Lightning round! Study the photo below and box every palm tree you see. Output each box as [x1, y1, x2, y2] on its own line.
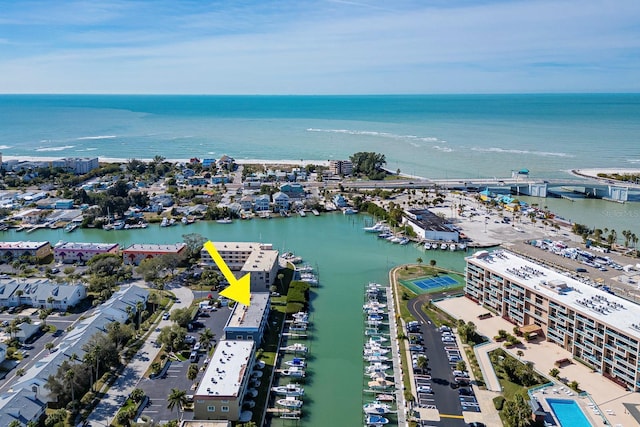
[167, 388, 188, 420]
[199, 328, 215, 350]
[136, 300, 144, 329]
[416, 257, 423, 265]
[65, 369, 76, 403]
[45, 342, 55, 352]
[39, 310, 49, 328]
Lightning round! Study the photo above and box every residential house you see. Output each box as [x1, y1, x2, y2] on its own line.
[272, 192, 290, 212]
[54, 242, 120, 264]
[122, 243, 187, 265]
[253, 194, 270, 212]
[0, 241, 52, 261]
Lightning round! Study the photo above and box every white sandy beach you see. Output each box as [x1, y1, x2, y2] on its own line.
[571, 168, 640, 180]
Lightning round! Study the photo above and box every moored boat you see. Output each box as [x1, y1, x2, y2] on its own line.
[365, 414, 390, 426]
[276, 396, 303, 408]
[271, 383, 304, 396]
[285, 358, 306, 368]
[363, 401, 393, 415]
[281, 343, 308, 353]
[281, 367, 305, 377]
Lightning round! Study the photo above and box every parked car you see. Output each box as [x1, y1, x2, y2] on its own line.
[458, 388, 473, 396]
[416, 386, 433, 394]
[162, 312, 170, 320]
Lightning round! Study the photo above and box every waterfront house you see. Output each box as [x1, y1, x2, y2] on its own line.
[54, 199, 74, 209]
[253, 194, 271, 212]
[54, 242, 120, 264]
[272, 192, 290, 212]
[0, 241, 52, 261]
[193, 340, 255, 421]
[280, 183, 305, 201]
[333, 194, 348, 208]
[239, 196, 254, 211]
[404, 209, 459, 242]
[224, 292, 270, 342]
[211, 175, 230, 184]
[466, 250, 640, 391]
[122, 243, 187, 265]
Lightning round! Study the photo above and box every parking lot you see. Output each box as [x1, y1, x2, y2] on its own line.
[137, 299, 232, 424]
[407, 299, 482, 426]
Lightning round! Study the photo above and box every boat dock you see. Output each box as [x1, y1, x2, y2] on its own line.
[267, 408, 301, 419]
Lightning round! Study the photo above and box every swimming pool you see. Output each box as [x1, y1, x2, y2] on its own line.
[547, 398, 593, 427]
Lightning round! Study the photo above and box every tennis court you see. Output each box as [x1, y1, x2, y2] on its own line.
[413, 276, 457, 290]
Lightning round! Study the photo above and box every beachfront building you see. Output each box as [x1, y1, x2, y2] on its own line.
[0, 241, 52, 261]
[193, 340, 256, 421]
[465, 250, 640, 391]
[53, 241, 120, 264]
[122, 243, 187, 265]
[200, 242, 279, 292]
[224, 292, 270, 342]
[239, 196, 254, 211]
[51, 157, 99, 174]
[329, 159, 353, 176]
[404, 209, 459, 242]
[0, 278, 87, 310]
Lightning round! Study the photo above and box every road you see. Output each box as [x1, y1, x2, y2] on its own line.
[86, 284, 194, 427]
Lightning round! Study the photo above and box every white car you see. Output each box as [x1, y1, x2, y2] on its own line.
[162, 312, 170, 320]
[416, 386, 433, 394]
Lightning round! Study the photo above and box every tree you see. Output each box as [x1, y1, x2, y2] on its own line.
[455, 360, 467, 372]
[130, 388, 145, 403]
[187, 363, 199, 381]
[417, 355, 428, 373]
[199, 328, 215, 350]
[502, 393, 532, 427]
[171, 307, 193, 328]
[549, 368, 560, 378]
[416, 257, 423, 265]
[517, 350, 524, 359]
[167, 388, 188, 420]
[429, 259, 437, 267]
[45, 342, 55, 352]
[349, 152, 387, 180]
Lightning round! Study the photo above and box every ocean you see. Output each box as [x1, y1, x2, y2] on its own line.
[1, 94, 639, 180]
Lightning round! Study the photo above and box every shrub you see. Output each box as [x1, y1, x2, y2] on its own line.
[493, 395, 506, 410]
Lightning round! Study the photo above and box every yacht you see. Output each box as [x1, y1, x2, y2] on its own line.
[216, 218, 233, 224]
[281, 367, 305, 377]
[365, 362, 391, 373]
[365, 414, 390, 426]
[363, 402, 393, 415]
[276, 396, 303, 408]
[424, 242, 432, 250]
[271, 383, 304, 397]
[363, 221, 387, 233]
[64, 222, 78, 233]
[284, 358, 306, 368]
[281, 343, 308, 354]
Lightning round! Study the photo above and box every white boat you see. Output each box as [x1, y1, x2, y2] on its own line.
[282, 343, 308, 353]
[390, 236, 403, 244]
[458, 242, 467, 250]
[378, 231, 392, 239]
[292, 311, 309, 322]
[424, 242, 432, 250]
[364, 347, 389, 357]
[365, 340, 389, 350]
[365, 362, 391, 373]
[363, 402, 393, 415]
[298, 210, 306, 217]
[440, 242, 448, 250]
[289, 324, 307, 332]
[343, 208, 357, 215]
[449, 243, 457, 251]
[271, 383, 304, 396]
[367, 314, 384, 322]
[281, 367, 305, 377]
[366, 414, 390, 426]
[181, 216, 188, 225]
[216, 218, 233, 224]
[112, 220, 125, 230]
[376, 394, 395, 402]
[365, 355, 390, 363]
[363, 221, 387, 233]
[160, 217, 169, 227]
[363, 301, 386, 311]
[311, 209, 320, 216]
[368, 335, 388, 344]
[398, 238, 410, 245]
[285, 358, 306, 368]
[277, 397, 303, 408]
[64, 222, 78, 233]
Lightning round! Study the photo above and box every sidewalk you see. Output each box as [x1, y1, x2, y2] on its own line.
[86, 285, 194, 426]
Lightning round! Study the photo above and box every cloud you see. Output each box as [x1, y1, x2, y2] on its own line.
[1, 0, 639, 93]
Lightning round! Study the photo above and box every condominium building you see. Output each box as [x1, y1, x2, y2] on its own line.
[51, 157, 99, 174]
[224, 292, 270, 342]
[465, 250, 640, 391]
[122, 243, 187, 265]
[193, 340, 256, 421]
[53, 241, 120, 264]
[0, 241, 52, 261]
[0, 278, 87, 310]
[200, 242, 279, 292]
[328, 160, 353, 176]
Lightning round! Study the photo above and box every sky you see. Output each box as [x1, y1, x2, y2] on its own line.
[0, 0, 639, 94]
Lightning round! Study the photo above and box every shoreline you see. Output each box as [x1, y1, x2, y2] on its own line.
[1, 155, 330, 168]
[570, 168, 640, 180]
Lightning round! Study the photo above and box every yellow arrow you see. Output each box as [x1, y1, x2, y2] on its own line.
[203, 241, 251, 306]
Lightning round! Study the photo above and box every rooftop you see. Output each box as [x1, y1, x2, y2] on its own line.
[54, 241, 119, 251]
[195, 340, 255, 399]
[406, 209, 454, 233]
[468, 250, 640, 337]
[123, 243, 186, 253]
[0, 241, 50, 249]
[225, 293, 270, 330]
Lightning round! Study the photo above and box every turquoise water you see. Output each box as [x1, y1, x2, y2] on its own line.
[4, 214, 468, 426]
[547, 399, 594, 427]
[1, 94, 640, 179]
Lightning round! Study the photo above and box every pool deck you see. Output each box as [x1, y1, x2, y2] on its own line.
[531, 387, 609, 426]
[436, 296, 640, 427]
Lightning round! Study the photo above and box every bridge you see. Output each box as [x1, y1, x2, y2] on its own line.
[342, 176, 639, 203]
